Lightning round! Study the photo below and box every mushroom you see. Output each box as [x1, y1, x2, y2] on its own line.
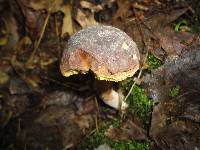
[60, 25, 140, 110]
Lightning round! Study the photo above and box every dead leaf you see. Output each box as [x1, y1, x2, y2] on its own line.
[113, 0, 132, 21]
[151, 121, 200, 150]
[73, 115, 93, 131]
[61, 4, 75, 36]
[133, 2, 148, 11]
[155, 27, 195, 55]
[41, 90, 82, 108]
[1, 11, 19, 47]
[105, 118, 148, 141]
[145, 8, 188, 31]
[18, 99, 96, 149]
[76, 9, 98, 28]
[116, 7, 190, 58]
[80, 1, 103, 13]
[9, 77, 32, 94]
[39, 52, 57, 68]
[0, 71, 9, 85]
[18, 0, 75, 37]
[143, 47, 200, 149]
[0, 29, 8, 46]
[29, 0, 63, 13]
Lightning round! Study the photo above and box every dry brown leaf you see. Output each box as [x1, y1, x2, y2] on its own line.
[29, 0, 63, 12]
[0, 29, 8, 46]
[105, 118, 148, 141]
[39, 52, 57, 68]
[76, 9, 98, 28]
[2, 13, 19, 47]
[113, 0, 132, 21]
[19, 0, 75, 36]
[80, 0, 103, 13]
[0, 71, 9, 85]
[156, 27, 195, 55]
[115, 8, 190, 58]
[143, 48, 200, 149]
[133, 2, 148, 11]
[73, 115, 92, 130]
[61, 4, 75, 36]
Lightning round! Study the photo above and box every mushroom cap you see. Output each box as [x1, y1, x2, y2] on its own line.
[60, 25, 140, 81]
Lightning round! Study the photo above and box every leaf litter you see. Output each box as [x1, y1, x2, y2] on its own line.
[0, 0, 200, 149]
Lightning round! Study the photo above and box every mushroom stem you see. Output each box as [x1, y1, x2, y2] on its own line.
[93, 80, 128, 111]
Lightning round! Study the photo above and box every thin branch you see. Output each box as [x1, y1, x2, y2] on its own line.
[26, 12, 50, 67]
[95, 97, 100, 132]
[124, 53, 148, 102]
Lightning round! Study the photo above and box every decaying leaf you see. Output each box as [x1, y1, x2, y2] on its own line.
[112, 0, 132, 21]
[61, 4, 75, 36]
[40, 90, 82, 108]
[76, 8, 98, 28]
[0, 71, 9, 85]
[17, 0, 75, 37]
[0, 28, 8, 46]
[155, 26, 196, 56]
[145, 8, 188, 31]
[143, 47, 200, 149]
[9, 77, 32, 95]
[105, 118, 148, 141]
[80, 1, 103, 13]
[1, 10, 19, 47]
[151, 121, 200, 150]
[117, 7, 190, 59]
[0, 88, 97, 149]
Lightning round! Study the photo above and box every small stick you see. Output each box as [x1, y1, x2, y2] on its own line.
[94, 97, 100, 132]
[124, 53, 148, 102]
[26, 12, 50, 67]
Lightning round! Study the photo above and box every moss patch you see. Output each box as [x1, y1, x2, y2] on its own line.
[146, 53, 162, 71]
[78, 118, 149, 150]
[169, 85, 180, 97]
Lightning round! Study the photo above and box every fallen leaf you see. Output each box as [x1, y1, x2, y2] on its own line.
[80, 0, 103, 13]
[155, 27, 195, 56]
[105, 118, 148, 141]
[61, 4, 75, 36]
[143, 47, 200, 149]
[76, 9, 98, 28]
[9, 77, 32, 94]
[0, 71, 9, 85]
[151, 121, 200, 150]
[116, 8, 191, 58]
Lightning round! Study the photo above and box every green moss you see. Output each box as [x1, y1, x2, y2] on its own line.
[121, 78, 153, 124]
[126, 85, 153, 126]
[146, 54, 162, 71]
[79, 118, 149, 150]
[169, 85, 180, 97]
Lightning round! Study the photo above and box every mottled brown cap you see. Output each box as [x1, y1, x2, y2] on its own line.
[60, 25, 140, 81]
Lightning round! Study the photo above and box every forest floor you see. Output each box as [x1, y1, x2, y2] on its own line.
[0, 0, 200, 149]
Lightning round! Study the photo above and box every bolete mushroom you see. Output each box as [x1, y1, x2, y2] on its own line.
[60, 25, 140, 110]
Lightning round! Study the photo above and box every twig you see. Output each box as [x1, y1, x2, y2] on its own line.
[62, 144, 74, 150]
[26, 12, 50, 67]
[124, 53, 148, 102]
[94, 97, 100, 132]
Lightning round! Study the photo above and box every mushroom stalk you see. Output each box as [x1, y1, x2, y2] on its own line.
[93, 80, 128, 111]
